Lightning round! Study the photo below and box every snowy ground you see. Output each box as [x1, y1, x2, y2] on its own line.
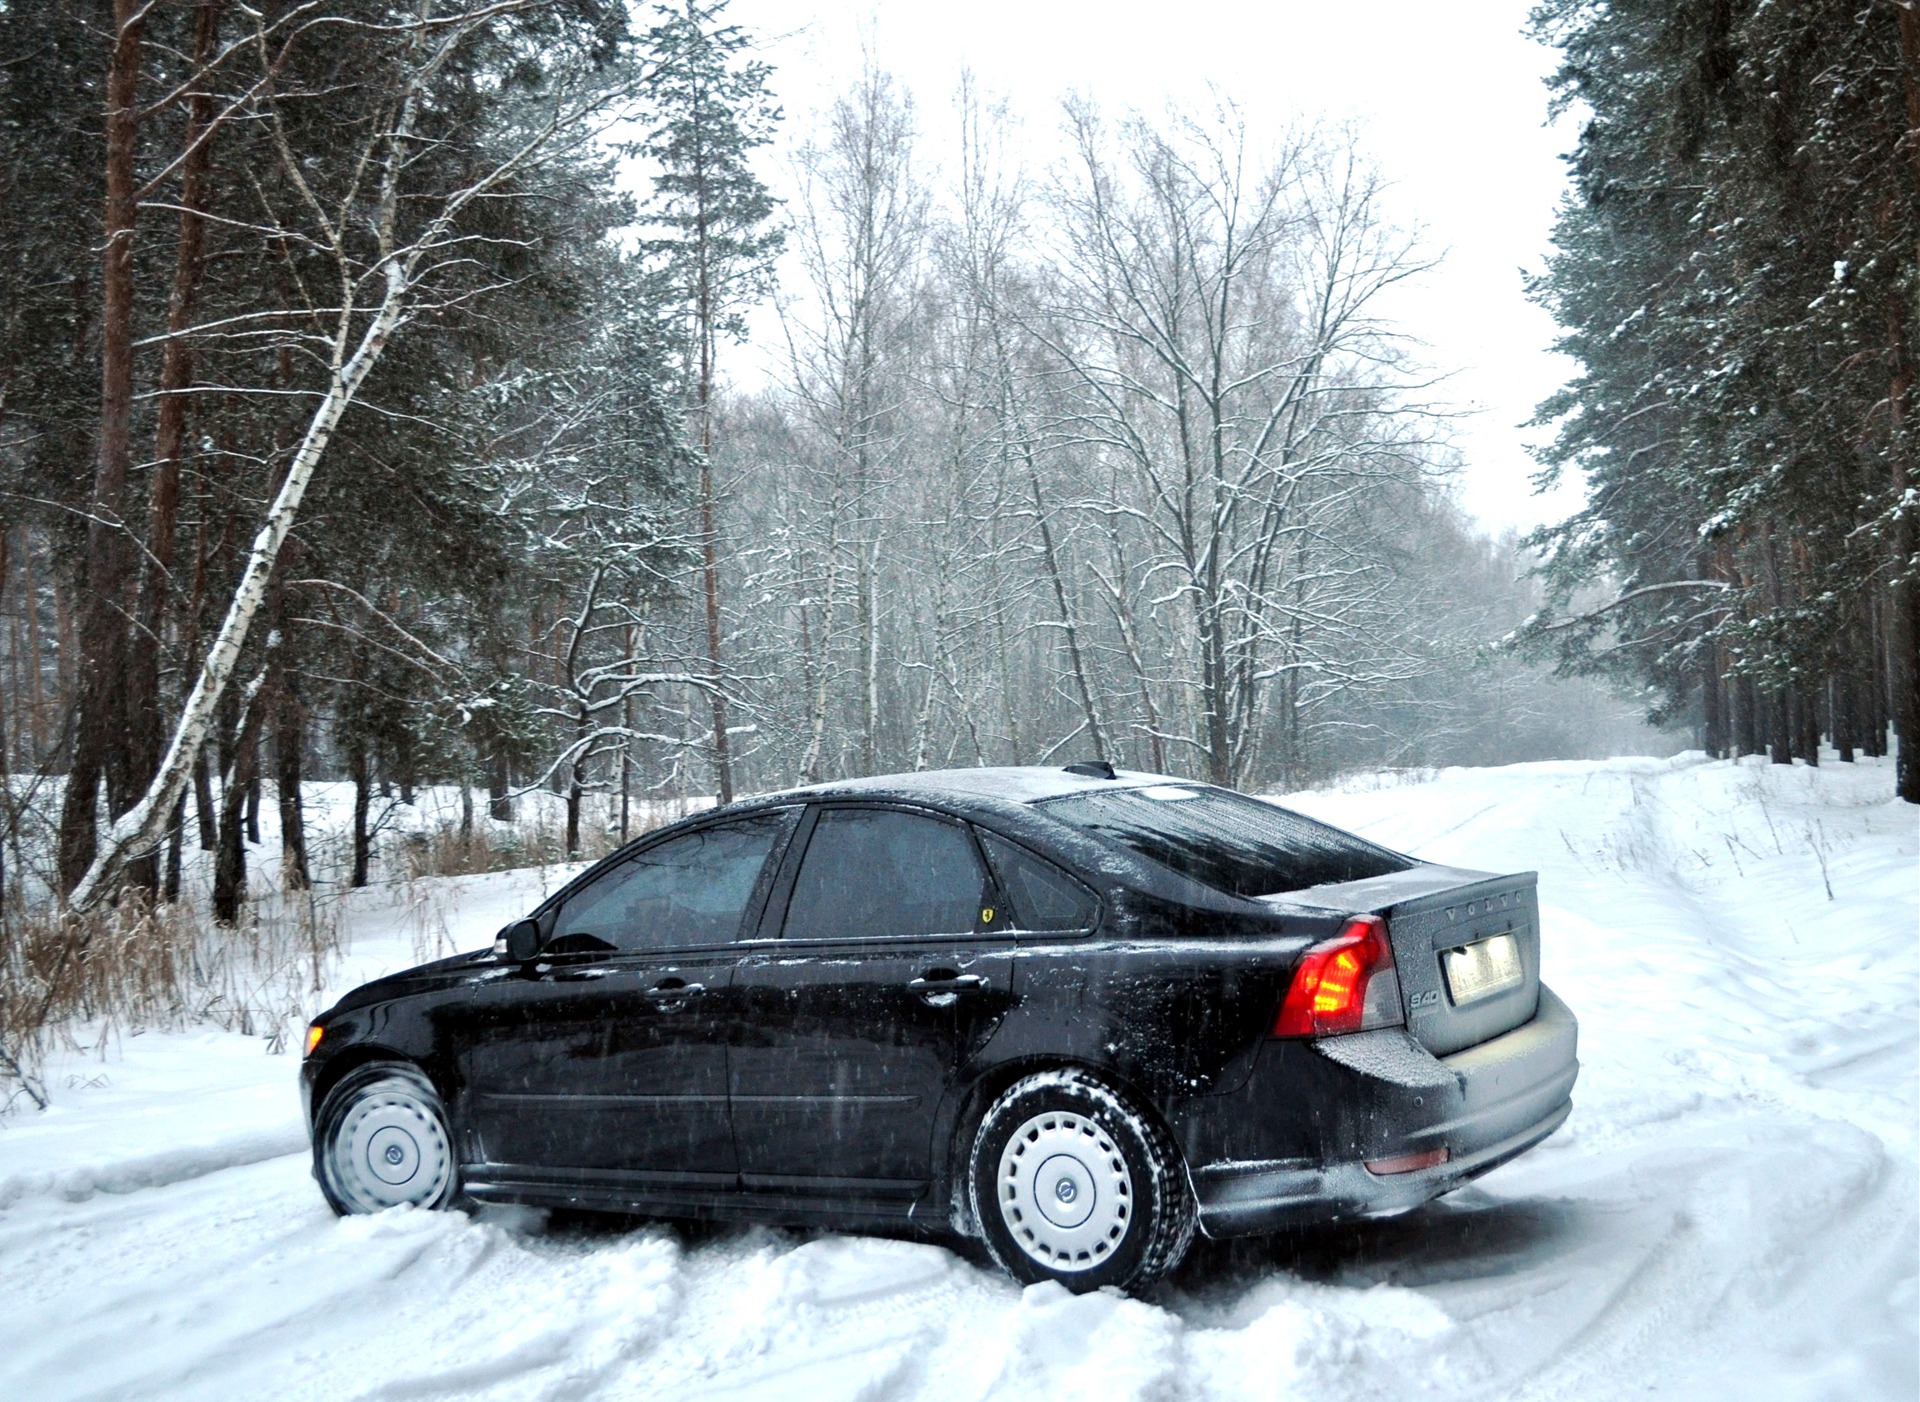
[0, 754, 1913, 1401]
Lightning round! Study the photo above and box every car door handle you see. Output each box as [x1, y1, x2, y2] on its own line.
[643, 977, 704, 1010]
[908, 972, 989, 1006]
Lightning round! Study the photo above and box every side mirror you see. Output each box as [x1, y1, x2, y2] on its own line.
[502, 918, 543, 963]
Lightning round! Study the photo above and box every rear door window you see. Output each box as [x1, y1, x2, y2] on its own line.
[780, 807, 990, 941]
[978, 832, 1097, 931]
[553, 811, 796, 953]
[1038, 784, 1412, 898]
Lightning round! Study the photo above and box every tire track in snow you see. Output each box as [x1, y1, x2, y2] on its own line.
[0, 1126, 308, 1211]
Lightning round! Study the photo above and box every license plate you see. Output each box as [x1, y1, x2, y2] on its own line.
[1442, 933, 1523, 1005]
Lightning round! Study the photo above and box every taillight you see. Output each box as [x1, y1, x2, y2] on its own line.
[1271, 916, 1404, 1037]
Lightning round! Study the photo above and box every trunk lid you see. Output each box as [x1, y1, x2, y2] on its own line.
[1270, 864, 1542, 1056]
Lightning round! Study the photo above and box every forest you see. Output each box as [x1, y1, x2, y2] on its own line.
[1521, 0, 1920, 802]
[0, 0, 1668, 938]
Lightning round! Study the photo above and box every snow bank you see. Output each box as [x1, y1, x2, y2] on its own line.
[0, 1030, 307, 1209]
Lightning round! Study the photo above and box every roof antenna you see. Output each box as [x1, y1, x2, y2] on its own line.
[1063, 760, 1117, 780]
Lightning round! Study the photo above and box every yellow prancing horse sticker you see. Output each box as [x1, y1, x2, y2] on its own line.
[981, 907, 996, 924]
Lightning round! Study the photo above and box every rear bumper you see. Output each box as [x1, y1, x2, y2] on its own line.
[1188, 984, 1579, 1237]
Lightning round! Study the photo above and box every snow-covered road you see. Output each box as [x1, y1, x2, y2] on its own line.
[2, 756, 1914, 1400]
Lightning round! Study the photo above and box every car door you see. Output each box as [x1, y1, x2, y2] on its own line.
[729, 804, 1018, 1202]
[454, 808, 797, 1189]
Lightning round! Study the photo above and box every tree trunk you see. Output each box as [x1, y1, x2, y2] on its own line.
[618, 687, 631, 844]
[990, 585, 1024, 766]
[487, 749, 512, 821]
[0, 531, 9, 912]
[1887, 326, 1919, 798]
[1768, 688, 1792, 765]
[1834, 673, 1857, 763]
[58, 0, 146, 896]
[858, 539, 878, 775]
[212, 728, 256, 924]
[565, 708, 586, 858]
[1199, 599, 1233, 786]
[911, 634, 940, 772]
[1029, 475, 1106, 763]
[1869, 594, 1890, 756]
[20, 530, 46, 759]
[1732, 672, 1758, 756]
[690, 151, 733, 807]
[163, 790, 185, 904]
[699, 454, 733, 805]
[1791, 686, 1819, 765]
[126, 0, 222, 879]
[53, 575, 74, 726]
[193, 745, 217, 850]
[349, 739, 371, 888]
[275, 681, 308, 890]
[800, 531, 843, 785]
[1700, 648, 1726, 758]
[1890, 0, 1920, 802]
[1098, 531, 1164, 773]
[395, 721, 415, 806]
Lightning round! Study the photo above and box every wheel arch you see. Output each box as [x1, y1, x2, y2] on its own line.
[309, 1045, 440, 1128]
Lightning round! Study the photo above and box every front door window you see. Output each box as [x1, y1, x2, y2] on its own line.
[555, 815, 792, 952]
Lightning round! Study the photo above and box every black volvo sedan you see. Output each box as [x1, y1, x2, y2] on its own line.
[301, 764, 1579, 1292]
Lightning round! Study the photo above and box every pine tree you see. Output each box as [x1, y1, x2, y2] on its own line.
[638, 0, 785, 803]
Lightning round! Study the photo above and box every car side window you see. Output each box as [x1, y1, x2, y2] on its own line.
[553, 812, 793, 954]
[780, 808, 989, 941]
[979, 832, 1098, 932]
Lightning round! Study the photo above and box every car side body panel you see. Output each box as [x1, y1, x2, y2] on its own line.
[729, 935, 1019, 1200]
[449, 949, 741, 1183]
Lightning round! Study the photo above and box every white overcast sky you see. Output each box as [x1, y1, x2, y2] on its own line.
[718, 0, 1584, 536]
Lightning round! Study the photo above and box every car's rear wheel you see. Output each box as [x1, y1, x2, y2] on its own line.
[969, 1069, 1194, 1293]
[314, 1061, 458, 1216]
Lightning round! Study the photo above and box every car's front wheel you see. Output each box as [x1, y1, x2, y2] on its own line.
[969, 1069, 1195, 1293]
[314, 1061, 458, 1216]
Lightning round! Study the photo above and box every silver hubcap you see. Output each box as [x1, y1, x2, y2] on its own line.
[327, 1080, 452, 1212]
[997, 1109, 1132, 1271]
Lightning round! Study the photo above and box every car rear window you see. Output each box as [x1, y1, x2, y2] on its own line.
[1037, 784, 1413, 898]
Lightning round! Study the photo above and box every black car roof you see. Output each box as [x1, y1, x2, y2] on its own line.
[720, 766, 1257, 912]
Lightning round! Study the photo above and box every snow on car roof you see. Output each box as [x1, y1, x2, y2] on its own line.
[760, 765, 1173, 807]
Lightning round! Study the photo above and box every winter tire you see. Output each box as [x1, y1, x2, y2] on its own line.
[969, 1069, 1195, 1294]
[314, 1061, 458, 1216]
